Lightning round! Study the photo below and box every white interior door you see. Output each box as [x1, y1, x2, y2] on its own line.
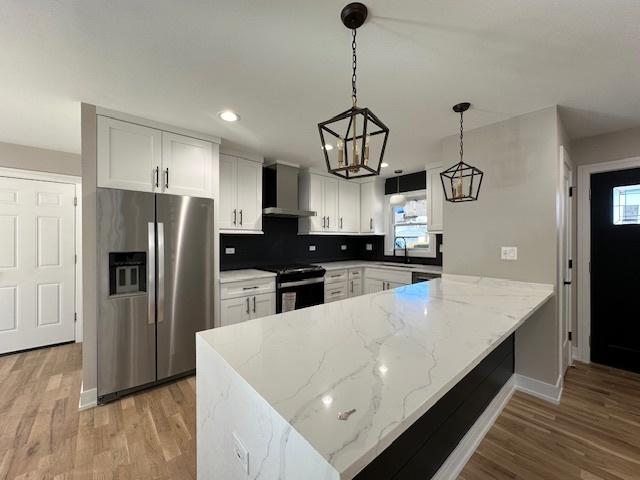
[0, 177, 76, 354]
[560, 147, 573, 374]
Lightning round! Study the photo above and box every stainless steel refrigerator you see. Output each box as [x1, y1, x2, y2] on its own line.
[97, 188, 214, 403]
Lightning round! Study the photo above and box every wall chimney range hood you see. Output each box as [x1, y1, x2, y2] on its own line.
[262, 163, 316, 217]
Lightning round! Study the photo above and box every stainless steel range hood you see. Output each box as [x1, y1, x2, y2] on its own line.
[263, 163, 316, 217]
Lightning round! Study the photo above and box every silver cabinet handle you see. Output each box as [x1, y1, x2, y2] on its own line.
[154, 167, 160, 188]
[157, 223, 165, 323]
[370, 218, 373, 230]
[246, 297, 250, 315]
[340, 217, 343, 229]
[239, 209, 243, 226]
[147, 223, 156, 325]
[253, 296, 256, 313]
[242, 286, 259, 290]
[327, 216, 330, 228]
[322, 216, 326, 229]
[164, 168, 169, 188]
[233, 209, 237, 225]
[351, 280, 354, 293]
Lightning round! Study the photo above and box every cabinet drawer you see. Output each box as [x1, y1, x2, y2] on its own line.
[364, 268, 412, 285]
[348, 268, 362, 280]
[325, 269, 348, 284]
[325, 282, 348, 303]
[220, 278, 275, 300]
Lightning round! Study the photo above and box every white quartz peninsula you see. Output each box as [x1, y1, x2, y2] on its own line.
[197, 274, 553, 480]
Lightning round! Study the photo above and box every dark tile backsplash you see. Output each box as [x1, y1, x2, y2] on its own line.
[220, 216, 442, 271]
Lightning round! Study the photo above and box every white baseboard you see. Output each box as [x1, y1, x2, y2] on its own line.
[432, 375, 516, 480]
[78, 382, 97, 411]
[514, 373, 563, 405]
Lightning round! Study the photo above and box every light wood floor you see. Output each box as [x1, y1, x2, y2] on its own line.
[1, 343, 639, 479]
[459, 363, 640, 480]
[0, 342, 195, 480]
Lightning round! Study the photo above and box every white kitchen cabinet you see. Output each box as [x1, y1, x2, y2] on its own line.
[364, 278, 384, 294]
[338, 181, 360, 233]
[97, 116, 162, 193]
[364, 267, 411, 294]
[325, 282, 348, 303]
[360, 180, 385, 234]
[219, 154, 263, 232]
[220, 296, 251, 326]
[426, 165, 444, 233]
[219, 277, 276, 327]
[97, 115, 216, 198]
[161, 132, 213, 198]
[299, 171, 360, 234]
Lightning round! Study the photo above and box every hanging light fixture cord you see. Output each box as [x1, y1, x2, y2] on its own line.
[351, 29, 357, 106]
[459, 110, 464, 162]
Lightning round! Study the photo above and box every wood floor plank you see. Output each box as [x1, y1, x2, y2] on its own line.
[1, 344, 638, 479]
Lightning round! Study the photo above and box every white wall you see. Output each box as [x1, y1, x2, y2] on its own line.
[81, 103, 98, 396]
[0, 140, 80, 175]
[442, 106, 561, 385]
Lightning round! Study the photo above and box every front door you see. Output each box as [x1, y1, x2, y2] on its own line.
[0, 177, 76, 354]
[591, 167, 640, 373]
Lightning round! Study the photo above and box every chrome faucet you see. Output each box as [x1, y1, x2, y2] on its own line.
[394, 236, 409, 264]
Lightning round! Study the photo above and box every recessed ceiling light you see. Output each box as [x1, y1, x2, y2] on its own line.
[323, 144, 334, 151]
[218, 110, 240, 122]
[380, 162, 389, 168]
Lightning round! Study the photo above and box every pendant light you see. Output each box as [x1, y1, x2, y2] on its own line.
[318, 3, 390, 179]
[389, 170, 406, 206]
[440, 102, 484, 202]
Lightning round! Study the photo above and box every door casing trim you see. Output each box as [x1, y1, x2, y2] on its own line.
[577, 156, 640, 363]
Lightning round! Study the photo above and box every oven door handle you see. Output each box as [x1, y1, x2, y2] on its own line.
[278, 277, 324, 288]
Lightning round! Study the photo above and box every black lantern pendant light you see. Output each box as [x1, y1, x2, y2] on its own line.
[440, 102, 484, 202]
[318, 3, 390, 179]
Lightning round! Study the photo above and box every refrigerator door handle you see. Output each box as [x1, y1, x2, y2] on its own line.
[147, 223, 156, 325]
[157, 222, 165, 324]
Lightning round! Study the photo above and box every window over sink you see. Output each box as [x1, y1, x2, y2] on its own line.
[384, 190, 436, 258]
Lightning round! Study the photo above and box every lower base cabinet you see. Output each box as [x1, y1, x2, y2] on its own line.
[364, 268, 411, 294]
[219, 277, 276, 327]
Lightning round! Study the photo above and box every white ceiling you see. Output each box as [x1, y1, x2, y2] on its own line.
[1, 0, 640, 174]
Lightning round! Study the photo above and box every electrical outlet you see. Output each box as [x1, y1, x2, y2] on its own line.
[232, 432, 249, 475]
[365, 243, 373, 251]
[309, 245, 316, 252]
[225, 247, 236, 255]
[501, 246, 518, 261]
[341, 244, 347, 251]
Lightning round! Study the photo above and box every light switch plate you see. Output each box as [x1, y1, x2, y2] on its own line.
[232, 432, 249, 475]
[341, 244, 347, 251]
[501, 246, 518, 261]
[225, 247, 236, 255]
[366, 243, 373, 251]
[309, 245, 316, 252]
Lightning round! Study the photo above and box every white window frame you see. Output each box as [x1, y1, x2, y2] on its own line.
[384, 189, 437, 258]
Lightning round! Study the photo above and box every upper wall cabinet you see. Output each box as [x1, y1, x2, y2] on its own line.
[360, 180, 384, 234]
[219, 154, 262, 232]
[97, 115, 216, 199]
[426, 165, 444, 233]
[97, 116, 162, 193]
[161, 132, 213, 197]
[300, 172, 358, 234]
[338, 181, 360, 233]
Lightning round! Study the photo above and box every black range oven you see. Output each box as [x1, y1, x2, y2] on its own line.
[257, 264, 326, 313]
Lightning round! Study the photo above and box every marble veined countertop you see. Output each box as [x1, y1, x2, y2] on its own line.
[313, 260, 443, 274]
[218, 269, 276, 284]
[197, 275, 553, 478]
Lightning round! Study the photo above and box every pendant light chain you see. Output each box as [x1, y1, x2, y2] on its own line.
[459, 110, 464, 162]
[351, 29, 357, 106]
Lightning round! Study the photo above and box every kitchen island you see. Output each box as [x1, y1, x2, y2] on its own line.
[197, 274, 553, 479]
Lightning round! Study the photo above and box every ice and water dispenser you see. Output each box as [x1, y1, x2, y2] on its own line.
[108, 252, 147, 296]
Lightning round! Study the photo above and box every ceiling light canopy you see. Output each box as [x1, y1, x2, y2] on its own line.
[318, 2, 389, 180]
[440, 102, 484, 202]
[219, 110, 240, 122]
